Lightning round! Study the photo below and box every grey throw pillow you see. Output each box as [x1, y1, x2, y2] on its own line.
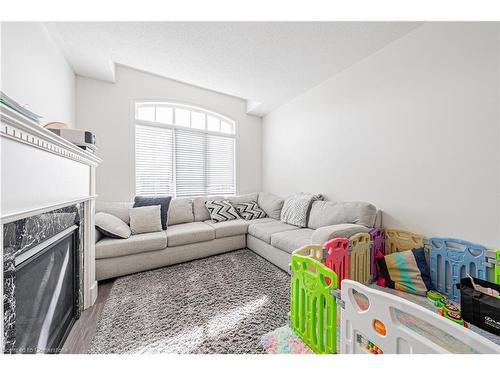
[95, 212, 131, 239]
[129, 205, 163, 234]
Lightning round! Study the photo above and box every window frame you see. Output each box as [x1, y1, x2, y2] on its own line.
[132, 100, 238, 198]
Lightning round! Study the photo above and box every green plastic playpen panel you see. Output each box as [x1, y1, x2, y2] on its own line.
[290, 253, 338, 354]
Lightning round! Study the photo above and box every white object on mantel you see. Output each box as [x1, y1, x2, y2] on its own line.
[0, 103, 102, 316]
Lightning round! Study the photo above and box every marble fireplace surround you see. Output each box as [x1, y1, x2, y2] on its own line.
[3, 204, 84, 353]
[1, 104, 101, 351]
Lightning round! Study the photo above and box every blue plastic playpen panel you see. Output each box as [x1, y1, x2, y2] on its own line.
[429, 237, 486, 301]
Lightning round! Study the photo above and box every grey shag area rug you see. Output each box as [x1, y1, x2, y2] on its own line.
[89, 249, 290, 354]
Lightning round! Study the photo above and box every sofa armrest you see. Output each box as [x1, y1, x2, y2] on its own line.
[311, 224, 371, 245]
[95, 228, 103, 244]
[374, 209, 383, 228]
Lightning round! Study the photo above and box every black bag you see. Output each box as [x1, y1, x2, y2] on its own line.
[460, 277, 500, 336]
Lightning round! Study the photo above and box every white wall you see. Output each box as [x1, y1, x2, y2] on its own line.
[1, 22, 75, 126]
[263, 22, 500, 248]
[76, 65, 262, 201]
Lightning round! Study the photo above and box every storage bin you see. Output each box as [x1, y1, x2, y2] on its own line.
[460, 276, 500, 336]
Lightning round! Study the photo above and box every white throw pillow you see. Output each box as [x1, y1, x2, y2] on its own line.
[129, 205, 163, 235]
[95, 212, 131, 239]
[205, 200, 240, 222]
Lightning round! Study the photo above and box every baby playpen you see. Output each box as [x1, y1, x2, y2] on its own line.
[290, 250, 500, 354]
[289, 228, 500, 354]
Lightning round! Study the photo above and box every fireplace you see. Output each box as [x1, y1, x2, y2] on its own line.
[3, 204, 84, 354]
[2, 103, 101, 354]
[15, 226, 79, 353]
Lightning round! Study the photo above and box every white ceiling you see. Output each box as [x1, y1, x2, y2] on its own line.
[45, 22, 423, 116]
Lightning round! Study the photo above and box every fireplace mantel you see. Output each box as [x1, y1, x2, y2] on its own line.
[1, 104, 102, 346]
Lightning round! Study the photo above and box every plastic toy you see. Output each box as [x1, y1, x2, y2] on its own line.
[356, 334, 383, 354]
[323, 238, 349, 287]
[369, 228, 385, 280]
[426, 290, 445, 305]
[438, 300, 468, 327]
[340, 280, 500, 354]
[429, 237, 487, 301]
[349, 233, 371, 285]
[290, 252, 338, 354]
[385, 229, 424, 255]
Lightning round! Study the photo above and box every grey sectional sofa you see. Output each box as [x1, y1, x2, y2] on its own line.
[95, 192, 381, 280]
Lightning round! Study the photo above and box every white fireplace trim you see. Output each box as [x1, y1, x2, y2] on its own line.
[2, 196, 98, 224]
[1, 105, 101, 167]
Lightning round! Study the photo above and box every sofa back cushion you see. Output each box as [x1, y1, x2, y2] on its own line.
[307, 201, 377, 229]
[257, 192, 284, 220]
[226, 193, 258, 206]
[168, 198, 194, 225]
[96, 201, 133, 224]
[193, 196, 224, 221]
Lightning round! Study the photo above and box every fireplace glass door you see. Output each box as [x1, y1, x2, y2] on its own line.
[15, 227, 78, 353]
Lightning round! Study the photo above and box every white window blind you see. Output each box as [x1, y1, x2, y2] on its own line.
[135, 125, 174, 196]
[135, 102, 236, 197]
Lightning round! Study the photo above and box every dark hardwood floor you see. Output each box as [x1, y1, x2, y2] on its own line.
[61, 279, 114, 354]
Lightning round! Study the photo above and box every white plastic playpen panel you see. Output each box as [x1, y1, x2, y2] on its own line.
[340, 280, 500, 354]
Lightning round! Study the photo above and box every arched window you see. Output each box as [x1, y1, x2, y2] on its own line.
[135, 102, 236, 197]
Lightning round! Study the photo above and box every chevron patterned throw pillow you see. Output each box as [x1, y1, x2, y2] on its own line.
[235, 201, 267, 220]
[205, 200, 241, 222]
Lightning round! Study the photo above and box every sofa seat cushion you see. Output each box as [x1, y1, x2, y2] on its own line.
[96, 231, 167, 259]
[167, 222, 215, 247]
[248, 221, 299, 244]
[248, 217, 276, 225]
[271, 228, 314, 254]
[311, 223, 370, 245]
[205, 219, 249, 239]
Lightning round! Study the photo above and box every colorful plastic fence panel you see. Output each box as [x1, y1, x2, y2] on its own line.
[290, 253, 338, 354]
[349, 233, 371, 285]
[369, 228, 385, 280]
[341, 280, 500, 354]
[324, 238, 349, 288]
[429, 237, 487, 301]
[496, 250, 500, 285]
[385, 229, 424, 255]
[292, 244, 324, 262]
